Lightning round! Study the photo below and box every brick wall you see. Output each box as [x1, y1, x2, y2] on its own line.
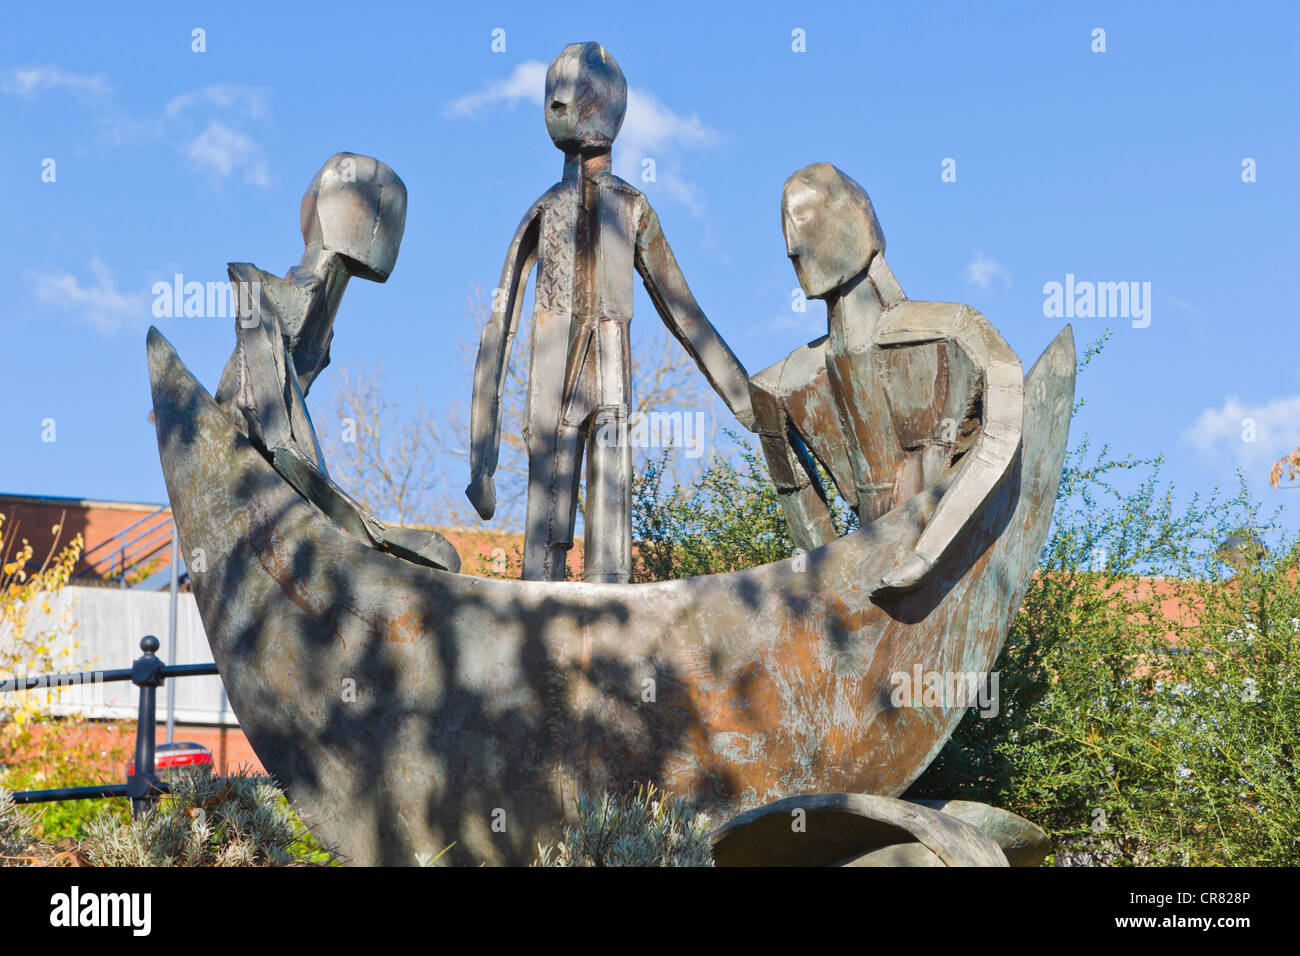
[0, 493, 176, 582]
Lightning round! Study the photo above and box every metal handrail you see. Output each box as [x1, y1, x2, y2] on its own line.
[75, 513, 174, 583]
[78, 506, 169, 562]
[1, 636, 219, 816]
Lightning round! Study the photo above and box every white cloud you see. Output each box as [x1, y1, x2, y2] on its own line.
[443, 61, 547, 117]
[162, 84, 272, 187]
[1184, 394, 1300, 476]
[30, 257, 147, 334]
[1163, 293, 1202, 318]
[615, 89, 719, 216]
[4, 66, 272, 188]
[2, 64, 112, 99]
[966, 251, 1011, 289]
[445, 61, 721, 219]
[183, 120, 269, 186]
[165, 83, 269, 121]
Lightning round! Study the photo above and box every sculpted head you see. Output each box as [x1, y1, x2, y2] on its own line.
[544, 42, 626, 152]
[781, 162, 885, 299]
[300, 153, 407, 282]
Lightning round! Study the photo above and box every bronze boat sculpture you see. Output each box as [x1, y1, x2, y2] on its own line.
[147, 322, 1071, 865]
[146, 43, 1075, 866]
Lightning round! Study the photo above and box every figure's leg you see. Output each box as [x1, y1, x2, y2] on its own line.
[584, 402, 631, 582]
[522, 310, 577, 581]
[583, 313, 633, 583]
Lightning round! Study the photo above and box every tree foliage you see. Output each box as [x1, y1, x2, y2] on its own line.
[0, 513, 130, 839]
[630, 433, 1300, 865]
[908, 442, 1300, 865]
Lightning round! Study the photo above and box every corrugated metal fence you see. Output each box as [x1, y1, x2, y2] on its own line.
[6, 586, 235, 726]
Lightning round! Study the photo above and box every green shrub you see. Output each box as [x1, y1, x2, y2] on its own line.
[80, 767, 336, 867]
[0, 788, 39, 864]
[907, 441, 1300, 865]
[632, 436, 854, 582]
[536, 783, 713, 867]
[629, 405, 1300, 865]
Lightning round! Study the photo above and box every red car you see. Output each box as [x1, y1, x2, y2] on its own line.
[127, 741, 214, 777]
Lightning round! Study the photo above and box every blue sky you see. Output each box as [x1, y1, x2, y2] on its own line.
[3, 1, 1298, 537]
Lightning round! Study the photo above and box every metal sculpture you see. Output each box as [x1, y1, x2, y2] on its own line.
[146, 322, 1070, 866]
[710, 794, 1050, 867]
[465, 42, 754, 584]
[752, 163, 1021, 596]
[214, 152, 459, 573]
[145, 42, 1076, 866]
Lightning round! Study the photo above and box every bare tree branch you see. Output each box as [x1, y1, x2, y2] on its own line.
[321, 283, 727, 530]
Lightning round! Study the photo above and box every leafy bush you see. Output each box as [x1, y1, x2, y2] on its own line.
[535, 783, 713, 867]
[1, 512, 83, 742]
[630, 420, 1300, 865]
[0, 513, 131, 840]
[907, 441, 1300, 865]
[81, 767, 336, 867]
[632, 437, 854, 582]
[0, 788, 39, 864]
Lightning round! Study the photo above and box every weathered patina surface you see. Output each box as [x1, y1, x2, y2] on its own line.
[753, 163, 1024, 598]
[710, 793, 1011, 866]
[148, 318, 1073, 866]
[711, 794, 1048, 867]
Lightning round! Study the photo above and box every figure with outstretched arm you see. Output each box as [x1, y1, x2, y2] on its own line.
[751, 162, 1023, 594]
[467, 42, 754, 583]
[216, 152, 460, 573]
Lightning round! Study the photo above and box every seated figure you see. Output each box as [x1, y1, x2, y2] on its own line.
[215, 152, 460, 573]
[751, 162, 1023, 594]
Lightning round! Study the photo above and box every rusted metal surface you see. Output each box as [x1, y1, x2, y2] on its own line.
[147, 313, 1073, 866]
[710, 793, 1010, 867]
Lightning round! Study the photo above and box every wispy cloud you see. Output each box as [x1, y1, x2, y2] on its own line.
[1163, 293, 1202, 318]
[165, 83, 269, 121]
[616, 89, 719, 216]
[29, 257, 148, 334]
[3, 66, 272, 188]
[165, 83, 272, 186]
[445, 61, 721, 219]
[1183, 394, 1300, 476]
[2, 64, 111, 100]
[966, 251, 1011, 289]
[443, 61, 547, 118]
[182, 120, 270, 186]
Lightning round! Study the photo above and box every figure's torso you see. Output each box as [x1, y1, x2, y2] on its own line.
[827, 300, 983, 522]
[530, 173, 644, 425]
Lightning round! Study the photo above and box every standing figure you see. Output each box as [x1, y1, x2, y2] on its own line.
[751, 162, 1023, 594]
[217, 152, 459, 572]
[466, 42, 754, 583]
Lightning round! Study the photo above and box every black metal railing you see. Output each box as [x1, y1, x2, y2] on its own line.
[0, 636, 219, 816]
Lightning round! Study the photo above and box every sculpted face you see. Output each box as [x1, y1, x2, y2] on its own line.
[300, 152, 408, 282]
[544, 42, 627, 152]
[781, 162, 885, 299]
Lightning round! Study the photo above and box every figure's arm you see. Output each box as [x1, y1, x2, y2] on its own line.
[465, 202, 542, 519]
[877, 307, 1024, 594]
[750, 375, 837, 552]
[635, 203, 755, 430]
[283, 272, 334, 397]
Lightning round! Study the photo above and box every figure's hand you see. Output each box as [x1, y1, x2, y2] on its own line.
[466, 472, 496, 520]
[875, 550, 934, 597]
[734, 399, 758, 433]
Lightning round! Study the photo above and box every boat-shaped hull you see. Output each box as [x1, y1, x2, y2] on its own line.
[147, 324, 1074, 865]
